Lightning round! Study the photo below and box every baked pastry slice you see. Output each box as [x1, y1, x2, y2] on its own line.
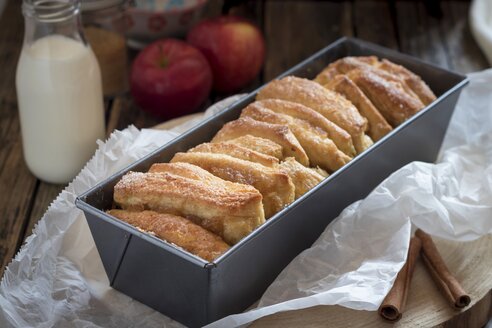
[315, 56, 434, 106]
[378, 59, 436, 105]
[314, 56, 379, 85]
[170, 152, 295, 218]
[114, 163, 265, 245]
[253, 99, 355, 157]
[224, 135, 283, 160]
[189, 142, 279, 168]
[324, 74, 392, 141]
[280, 157, 327, 199]
[256, 76, 371, 154]
[108, 209, 230, 262]
[347, 68, 424, 126]
[212, 117, 310, 166]
[241, 102, 351, 172]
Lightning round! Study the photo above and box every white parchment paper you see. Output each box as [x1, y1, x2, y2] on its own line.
[1, 69, 492, 328]
[470, 0, 492, 66]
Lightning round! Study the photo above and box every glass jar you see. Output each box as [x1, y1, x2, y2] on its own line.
[16, 0, 106, 184]
[81, 0, 130, 97]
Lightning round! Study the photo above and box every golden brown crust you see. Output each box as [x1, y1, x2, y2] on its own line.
[279, 157, 327, 199]
[111, 55, 436, 256]
[347, 68, 425, 126]
[115, 164, 265, 245]
[171, 152, 295, 218]
[241, 103, 351, 172]
[315, 56, 433, 109]
[324, 74, 393, 141]
[313, 166, 329, 177]
[256, 76, 370, 154]
[108, 209, 230, 262]
[253, 99, 355, 156]
[378, 59, 437, 105]
[189, 142, 279, 168]
[314, 56, 379, 85]
[364, 67, 421, 101]
[211, 117, 310, 166]
[224, 135, 283, 160]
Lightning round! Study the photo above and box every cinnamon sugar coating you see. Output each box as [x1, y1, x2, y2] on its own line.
[241, 102, 351, 172]
[279, 157, 327, 199]
[171, 152, 295, 218]
[224, 135, 284, 160]
[378, 59, 436, 105]
[189, 142, 279, 168]
[212, 116, 310, 166]
[347, 69, 424, 126]
[253, 99, 355, 157]
[108, 209, 230, 262]
[314, 56, 379, 85]
[115, 163, 265, 245]
[257, 76, 370, 154]
[324, 74, 393, 141]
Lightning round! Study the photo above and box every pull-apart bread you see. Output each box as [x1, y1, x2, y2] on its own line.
[114, 163, 265, 245]
[324, 74, 392, 141]
[253, 99, 354, 157]
[212, 116, 310, 166]
[108, 209, 230, 261]
[189, 142, 279, 168]
[171, 152, 295, 218]
[241, 102, 351, 172]
[346, 69, 424, 126]
[315, 56, 435, 97]
[110, 55, 436, 260]
[314, 56, 378, 83]
[279, 157, 328, 199]
[315, 56, 436, 128]
[256, 76, 371, 154]
[377, 59, 436, 105]
[223, 135, 284, 160]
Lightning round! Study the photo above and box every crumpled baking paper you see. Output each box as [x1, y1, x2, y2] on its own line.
[1, 69, 492, 328]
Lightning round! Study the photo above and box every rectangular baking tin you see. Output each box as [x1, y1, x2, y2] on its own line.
[76, 37, 468, 327]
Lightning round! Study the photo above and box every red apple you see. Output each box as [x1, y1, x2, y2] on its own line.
[130, 39, 213, 119]
[187, 16, 265, 93]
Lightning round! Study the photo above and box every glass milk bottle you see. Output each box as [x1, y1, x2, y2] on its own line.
[16, 0, 105, 184]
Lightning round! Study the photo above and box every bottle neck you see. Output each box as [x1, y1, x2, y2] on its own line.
[22, 0, 86, 47]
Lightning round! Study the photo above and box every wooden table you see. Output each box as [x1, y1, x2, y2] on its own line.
[0, 0, 489, 325]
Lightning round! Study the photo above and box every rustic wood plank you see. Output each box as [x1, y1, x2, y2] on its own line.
[106, 94, 162, 132]
[440, 1, 488, 73]
[0, 139, 38, 276]
[0, 0, 39, 276]
[263, 1, 352, 81]
[353, 0, 398, 50]
[202, 0, 224, 17]
[394, 0, 450, 68]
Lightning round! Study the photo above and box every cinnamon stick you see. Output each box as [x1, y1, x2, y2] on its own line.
[415, 229, 471, 309]
[379, 237, 422, 321]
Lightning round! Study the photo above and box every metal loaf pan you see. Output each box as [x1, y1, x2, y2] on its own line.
[76, 37, 468, 327]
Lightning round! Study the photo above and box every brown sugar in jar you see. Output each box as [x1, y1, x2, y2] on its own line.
[81, 0, 130, 97]
[84, 26, 128, 97]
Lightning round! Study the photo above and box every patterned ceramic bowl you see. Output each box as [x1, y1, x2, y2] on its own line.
[126, 0, 208, 48]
